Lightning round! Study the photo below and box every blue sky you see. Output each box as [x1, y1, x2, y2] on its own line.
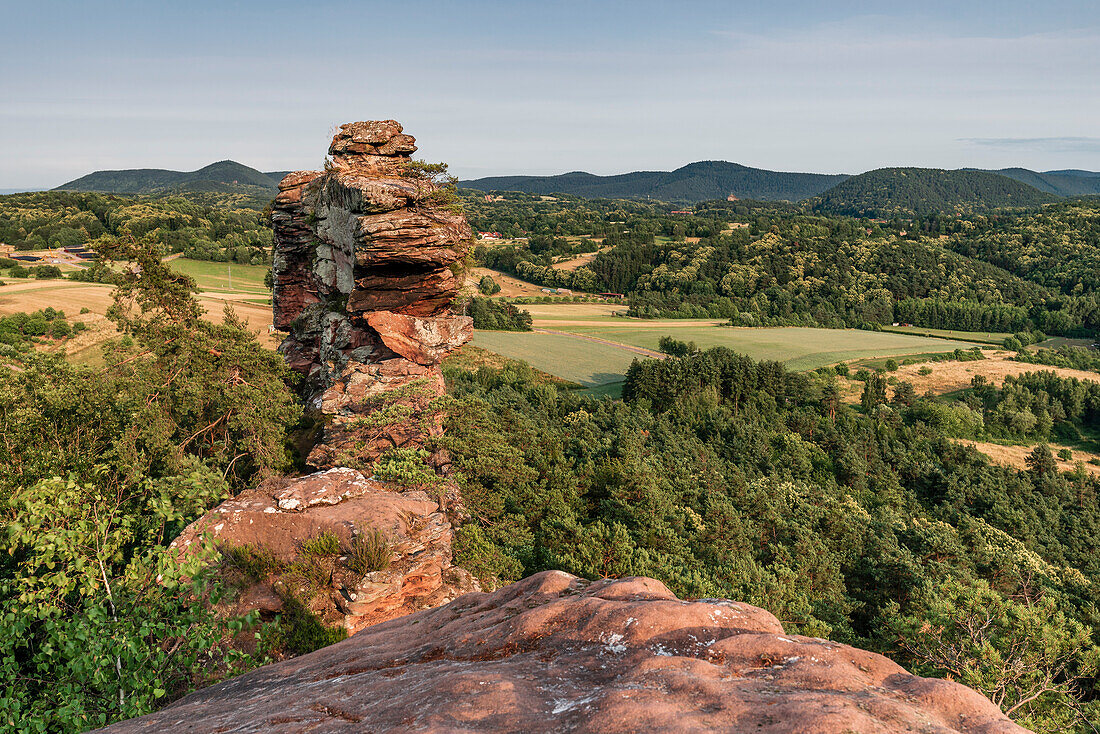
[2, 0, 1099, 188]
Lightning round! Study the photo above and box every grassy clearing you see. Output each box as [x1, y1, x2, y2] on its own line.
[471, 325, 984, 390]
[168, 258, 269, 295]
[470, 331, 640, 387]
[550, 325, 982, 371]
[879, 326, 1011, 345]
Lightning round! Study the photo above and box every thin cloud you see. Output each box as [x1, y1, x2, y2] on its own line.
[961, 137, 1100, 153]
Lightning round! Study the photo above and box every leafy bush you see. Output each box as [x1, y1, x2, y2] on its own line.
[262, 593, 347, 657]
[477, 275, 501, 295]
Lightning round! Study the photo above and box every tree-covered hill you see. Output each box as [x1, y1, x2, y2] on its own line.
[0, 191, 272, 263]
[461, 160, 849, 203]
[56, 160, 287, 199]
[811, 168, 1059, 216]
[980, 168, 1100, 197]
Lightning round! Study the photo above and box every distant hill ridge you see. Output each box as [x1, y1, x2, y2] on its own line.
[56, 160, 289, 196]
[810, 167, 1061, 216]
[461, 160, 850, 203]
[56, 158, 1100, 212]
[969, 167, 1100, 197]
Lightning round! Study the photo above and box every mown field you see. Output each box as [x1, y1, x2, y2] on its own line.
[169, 258, 270, 296]
[879, 325, 1011, 345]
[471, 331, 642, 391]
[0, 258, 277, 359]
[544, 324, 981, 370]
[472, 304, 986, 393]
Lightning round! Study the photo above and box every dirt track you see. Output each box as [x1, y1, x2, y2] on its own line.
[532, 328, 666, 359]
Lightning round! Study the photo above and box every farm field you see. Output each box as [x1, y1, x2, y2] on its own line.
[470, 331, 640, 391]
[953, 440, 1100, 477]
[0, 256, 279, 355]
[879, 326, 1011, 345]
[472, 304, 991, 392]
[169, 258, 269, 295]
[837, 350, 1100, 404]
[543, 323, 983, 371]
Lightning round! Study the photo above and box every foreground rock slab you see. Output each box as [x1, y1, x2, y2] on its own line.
[99, 571, 1026, 733]
[172, 468, 476, 634]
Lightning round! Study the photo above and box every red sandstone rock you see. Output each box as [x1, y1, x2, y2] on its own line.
[98, 571, 1028, 733]
[366, 311, 473, 366]
[269, 121, 473, 465]
[307, 358, 447, 469]
[171, 468, 476, 634]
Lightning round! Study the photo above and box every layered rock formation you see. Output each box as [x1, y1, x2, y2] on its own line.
[100, 571, 1027, 733]
[169, 122, 476, 634]
[271, 120, 472, 469]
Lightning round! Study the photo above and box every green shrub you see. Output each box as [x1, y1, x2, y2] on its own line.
[884, 358, 899, 372]
[299, 530, 341, 558]
[346, 528, 393, 575]
[373, 446, 441, 486]
[918, 366, 933, 376]
[221, 543, 283, 582]
[1058, 448, 1073, 461]
[49, 319, 71, 338]
[263, 593, 347, 656]
[286, 556, 329, 593]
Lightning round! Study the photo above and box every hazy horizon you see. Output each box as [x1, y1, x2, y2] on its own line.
[3, 0, 1099, 189]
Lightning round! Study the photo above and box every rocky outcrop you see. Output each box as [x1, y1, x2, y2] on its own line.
[172, 468, 476, 635]
[270, 120, 472, 468]
[100, 571, 1027, 733]
[170, 122, 477, 635]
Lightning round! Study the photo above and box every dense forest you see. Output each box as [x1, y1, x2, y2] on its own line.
[809, 168, 1058, 216]
[55, 160, 286, 208]
[464, 194, 1100, 336]
[0, 191, 273, 263]
[442, 349, 1100, 731]
[461, 160, 849, 203]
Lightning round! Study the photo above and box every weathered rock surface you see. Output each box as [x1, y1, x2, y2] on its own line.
[173, 468, 476, 634]
[172, 121, 476, 640]
[100, 571, 1027, 733]
[271, 120, 473, 463]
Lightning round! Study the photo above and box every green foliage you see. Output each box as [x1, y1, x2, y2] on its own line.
[0, 191, 273, 264]
[0, 238, 302, 730]
[657, 335, 697, 357]
[220, 544, 283, 583]
[443, 350, 1100, 729]
[891, 578, 1100, 730]
[298, 531, 341, 558]
[372, 446, 442, 487]
[477, 274, 501, 295]
[810, 168, 1057, 217]
[1017, 346, 1100, 374]
[285, 557, 329, 593]
[261, 593, 347, 657]
[465, 296, 532, 331]
[0, 471, 260, 730]
[346, 529, 394, 575]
